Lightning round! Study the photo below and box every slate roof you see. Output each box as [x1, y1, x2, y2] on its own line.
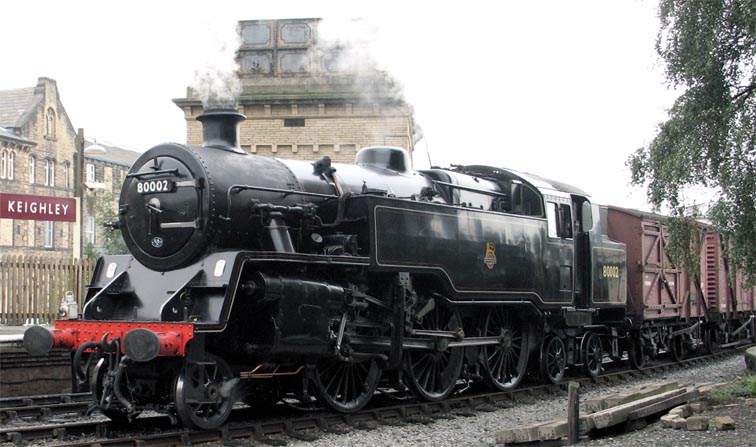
[0, 81, 140, 167]
[84, 138, 141, 167]
[0, 87, 40, 129]
[0, 126, 36, 146]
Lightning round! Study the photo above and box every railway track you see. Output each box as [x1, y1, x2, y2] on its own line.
[0, 346, 750, 446]
[0, 393, 94, 425]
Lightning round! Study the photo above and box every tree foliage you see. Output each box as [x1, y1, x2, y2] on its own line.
[84, 191, 127, 258]
[628, 0, 756, 282]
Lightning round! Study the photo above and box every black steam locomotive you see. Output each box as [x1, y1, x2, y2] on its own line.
[22, 109, 746, 429]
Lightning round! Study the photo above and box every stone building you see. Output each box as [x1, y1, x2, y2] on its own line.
[80, 138, 140, 255]
[0, 77, 139, 257]
[173, 18, 417, 164]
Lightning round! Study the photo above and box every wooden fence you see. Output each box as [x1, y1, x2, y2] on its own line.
[0, 255, 96, 325]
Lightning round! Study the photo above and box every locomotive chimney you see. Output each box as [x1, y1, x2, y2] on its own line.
[196, 109, 246, 154]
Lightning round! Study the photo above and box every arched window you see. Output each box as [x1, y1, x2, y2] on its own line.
[29, 155, 36, 184]
[0, 150, 6, 179]
[46, 108, 56, 138]
[7, 151, 13, 180]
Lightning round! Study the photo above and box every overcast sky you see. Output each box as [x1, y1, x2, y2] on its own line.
[1, 0, 675, 210]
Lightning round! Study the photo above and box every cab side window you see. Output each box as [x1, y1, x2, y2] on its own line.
[512, 183, 544, 217]
[546, 201, 573, 239]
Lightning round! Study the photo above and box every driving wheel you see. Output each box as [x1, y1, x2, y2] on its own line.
[481, 307, 529, 390]
[403, 304, 464, 401]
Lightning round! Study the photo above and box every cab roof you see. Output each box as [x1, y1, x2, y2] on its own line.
[455, 164, 591, 197]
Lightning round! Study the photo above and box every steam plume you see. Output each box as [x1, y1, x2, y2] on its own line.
[191, 26, 241, 110]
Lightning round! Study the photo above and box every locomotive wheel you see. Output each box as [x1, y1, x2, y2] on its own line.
[174, 354, 234, 429]
[481, 308, 529, 390]
[669, 335, 686, 363]
[91, 358, 138, 424]
[704, 327, 720, 355]
[311, 356, 381, 413]
[539, 335, 566, 384]
[629, 338, 647, 370]
[403, 305, 464, 401]
[582, 332, 603, 377]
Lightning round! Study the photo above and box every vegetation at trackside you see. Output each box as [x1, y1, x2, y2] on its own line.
[628, 0, 756, 286]
[708, 375, 756, 404]
[84, 191, 127, 258]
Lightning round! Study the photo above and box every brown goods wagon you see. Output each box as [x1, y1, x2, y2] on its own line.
[607, 206, 755, 323]
[606, 206, 696, 321]
[702, 230, 756, 315]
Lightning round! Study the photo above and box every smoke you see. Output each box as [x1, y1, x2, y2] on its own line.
[312, 17, 407, 104]
[192, 67, 241, 110]
[190, 24, 242, 110]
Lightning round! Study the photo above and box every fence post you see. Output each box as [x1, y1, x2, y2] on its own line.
[568, 381, 580, 444]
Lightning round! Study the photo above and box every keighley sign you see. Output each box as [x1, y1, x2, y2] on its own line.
[0, 193, 77, 222]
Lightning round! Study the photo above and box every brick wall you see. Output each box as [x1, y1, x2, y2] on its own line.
[183, 102, 412, 163]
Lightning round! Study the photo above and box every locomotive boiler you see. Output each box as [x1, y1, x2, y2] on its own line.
[23, 109, 755, 429]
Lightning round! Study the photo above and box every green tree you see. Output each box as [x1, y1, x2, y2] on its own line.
[628, 0, 756, 283]
[90, 191, 127, 256]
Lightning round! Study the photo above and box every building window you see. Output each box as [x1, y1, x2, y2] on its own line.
[86, 163, 95, 182]
[85, 216, 96, 244]
[44, 159, 55, 186]
[44, 221, 54, 248]
[284, 118, 305, 127]
[0, 150, 6, 179]
[46, 108, 56, 138]
[64, 162, 70, 189]
[0, 150, 13, 179]
[29, 155, 36, 184]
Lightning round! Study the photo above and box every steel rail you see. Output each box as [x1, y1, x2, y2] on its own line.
[2, 345, 750, 446]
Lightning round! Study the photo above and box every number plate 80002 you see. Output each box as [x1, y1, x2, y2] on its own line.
[136, 179, 175, 194]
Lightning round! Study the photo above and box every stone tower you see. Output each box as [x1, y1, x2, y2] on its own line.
[174, 18, 417, 164]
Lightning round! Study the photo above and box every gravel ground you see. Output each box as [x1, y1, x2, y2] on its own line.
[2, 353, 752, 446]
[285, 353, 754, 447]
[584, 402, 756, 447]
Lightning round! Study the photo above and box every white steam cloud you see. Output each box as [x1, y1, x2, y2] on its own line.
[191, 24, 242, 110]
[192, 67, 241, 110]
[312, 17, 407, 103]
